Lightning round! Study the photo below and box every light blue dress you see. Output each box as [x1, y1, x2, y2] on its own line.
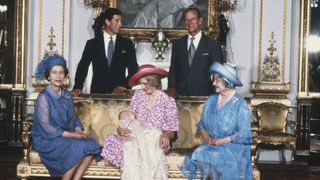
[31, 86, 101, 176]
[181, 93, 253, 180]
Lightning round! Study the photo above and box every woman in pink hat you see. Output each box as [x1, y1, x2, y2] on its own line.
[101, 64, 179, 180]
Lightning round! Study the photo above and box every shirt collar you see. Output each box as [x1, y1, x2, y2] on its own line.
[103, 31, 117, 41]
[188, 31, 202, 40]
[188, 31, 202, 48]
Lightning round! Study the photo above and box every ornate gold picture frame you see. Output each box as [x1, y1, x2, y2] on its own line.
[298, 0, 320, 97]
[109, 0, 219, 41]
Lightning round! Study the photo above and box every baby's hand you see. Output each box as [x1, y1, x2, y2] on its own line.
[163, 144, 170, 153]
[117, 127, 131, 137]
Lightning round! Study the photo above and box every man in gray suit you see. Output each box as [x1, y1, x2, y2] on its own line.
[168, 7, 223, 96]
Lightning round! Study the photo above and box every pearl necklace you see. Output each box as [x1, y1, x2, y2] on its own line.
[218, 89, 235, 108]
[148, 90, 159, 100]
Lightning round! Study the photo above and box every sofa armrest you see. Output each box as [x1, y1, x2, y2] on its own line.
[21, 115, 32, 164]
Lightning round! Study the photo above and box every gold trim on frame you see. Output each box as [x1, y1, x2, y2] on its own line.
[257, 0, 264, 81]
[62, 0, 65, 56]
[108, 0, 219, 41]
[297, 0, 319, 97]
[281, 0, 287, 83]
[251, 82, 290, 97]
[38, 0, 43, 63]
[13, 0, 28, 87]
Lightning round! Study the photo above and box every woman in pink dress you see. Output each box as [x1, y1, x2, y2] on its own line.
[101, 64, 179, 180]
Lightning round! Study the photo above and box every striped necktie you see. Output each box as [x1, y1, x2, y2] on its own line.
[188, 37, 195, 65]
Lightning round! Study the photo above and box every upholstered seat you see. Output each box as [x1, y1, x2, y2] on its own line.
[255, 102, 296, 163]
[17, 94, 260, 179]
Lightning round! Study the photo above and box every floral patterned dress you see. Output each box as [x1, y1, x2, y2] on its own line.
[101, 89, 179, 168]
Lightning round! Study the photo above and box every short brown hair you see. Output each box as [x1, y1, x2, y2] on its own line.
[140, 74, 162, 90]
[183, 7, 201, 20]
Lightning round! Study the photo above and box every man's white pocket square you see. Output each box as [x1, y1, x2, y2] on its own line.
[202, 53, 209, 55]
[121, 50, 127, 54]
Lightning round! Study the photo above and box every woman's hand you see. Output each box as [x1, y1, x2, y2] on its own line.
[203, 136, 214, 145]
[160, 133, 170, 152]
[210, 136, 231, 146]
[200, 129, 215, 145]
[117, 127, 131, 137]
[62, 131, 87, 139]
[200, 129, 231, 146]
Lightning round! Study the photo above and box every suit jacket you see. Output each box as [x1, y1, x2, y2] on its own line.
[74, 34, 138, 93]
[168, 34, 223, 96]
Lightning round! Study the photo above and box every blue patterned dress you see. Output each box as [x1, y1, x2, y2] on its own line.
[181, 93, 253, 180]
[31, 86, 101, 176]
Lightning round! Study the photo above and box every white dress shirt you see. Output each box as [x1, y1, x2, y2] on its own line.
[188, 31, 202, 50]
[103, 31, 117, 58]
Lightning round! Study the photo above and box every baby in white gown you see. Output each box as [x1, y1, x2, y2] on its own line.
[118, 110, 167, 180]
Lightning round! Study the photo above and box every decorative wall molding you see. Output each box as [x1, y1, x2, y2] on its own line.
[36, 0, 67, 63]
[252, 0, 292, 97]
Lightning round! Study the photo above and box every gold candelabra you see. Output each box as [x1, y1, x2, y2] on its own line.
[218, 0, 238, 12]
[84, 0, 109, 8]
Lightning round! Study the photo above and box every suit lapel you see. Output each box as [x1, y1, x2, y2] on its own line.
[112, 35, 121, 62]
[181, 36, 190, 68]
[97, 35, 109, 68]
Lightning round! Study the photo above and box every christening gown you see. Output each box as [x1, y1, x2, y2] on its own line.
[31, 86, 101, 176]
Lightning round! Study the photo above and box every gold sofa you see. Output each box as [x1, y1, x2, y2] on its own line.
[17, 94, 260, 179]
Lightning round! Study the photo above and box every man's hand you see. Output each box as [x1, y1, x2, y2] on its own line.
[72, 88, 82, 97]
[113, 86, 127, 94]
[166, 88, 176, 97]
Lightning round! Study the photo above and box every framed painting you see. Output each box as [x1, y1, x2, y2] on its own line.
[108, 0, 219, 41]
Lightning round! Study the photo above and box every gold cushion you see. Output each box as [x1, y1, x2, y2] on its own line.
[29, 149, 185, 171]
[257, 134, 296, 143]
[29, 150, 42, 164]
[30, 149, 118, 167]
[257, 102, 288, 132]
[74, 97, 206, 150]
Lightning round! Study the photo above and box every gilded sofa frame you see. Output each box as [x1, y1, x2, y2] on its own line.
[17, 94, 260, 179]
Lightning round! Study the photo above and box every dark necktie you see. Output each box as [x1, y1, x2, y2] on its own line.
[107, 37, 114, 66]
[188, 37, 195, 65]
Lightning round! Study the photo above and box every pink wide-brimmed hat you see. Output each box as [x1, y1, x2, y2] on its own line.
[128, 64, 168, 87]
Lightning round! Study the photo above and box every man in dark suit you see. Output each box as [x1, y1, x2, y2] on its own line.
[72, 8, 138, 96]
[168, 7, 223, 96]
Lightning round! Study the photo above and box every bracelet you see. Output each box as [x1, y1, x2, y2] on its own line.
[226, 136, 231, 143]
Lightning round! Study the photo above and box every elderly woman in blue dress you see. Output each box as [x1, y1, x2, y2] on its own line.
[181, 62, 253, 180]
[31, 55, 101, 180]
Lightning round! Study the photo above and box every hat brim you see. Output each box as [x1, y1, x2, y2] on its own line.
[210, 62, 243, 86]
[128, 68, 168, 87]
